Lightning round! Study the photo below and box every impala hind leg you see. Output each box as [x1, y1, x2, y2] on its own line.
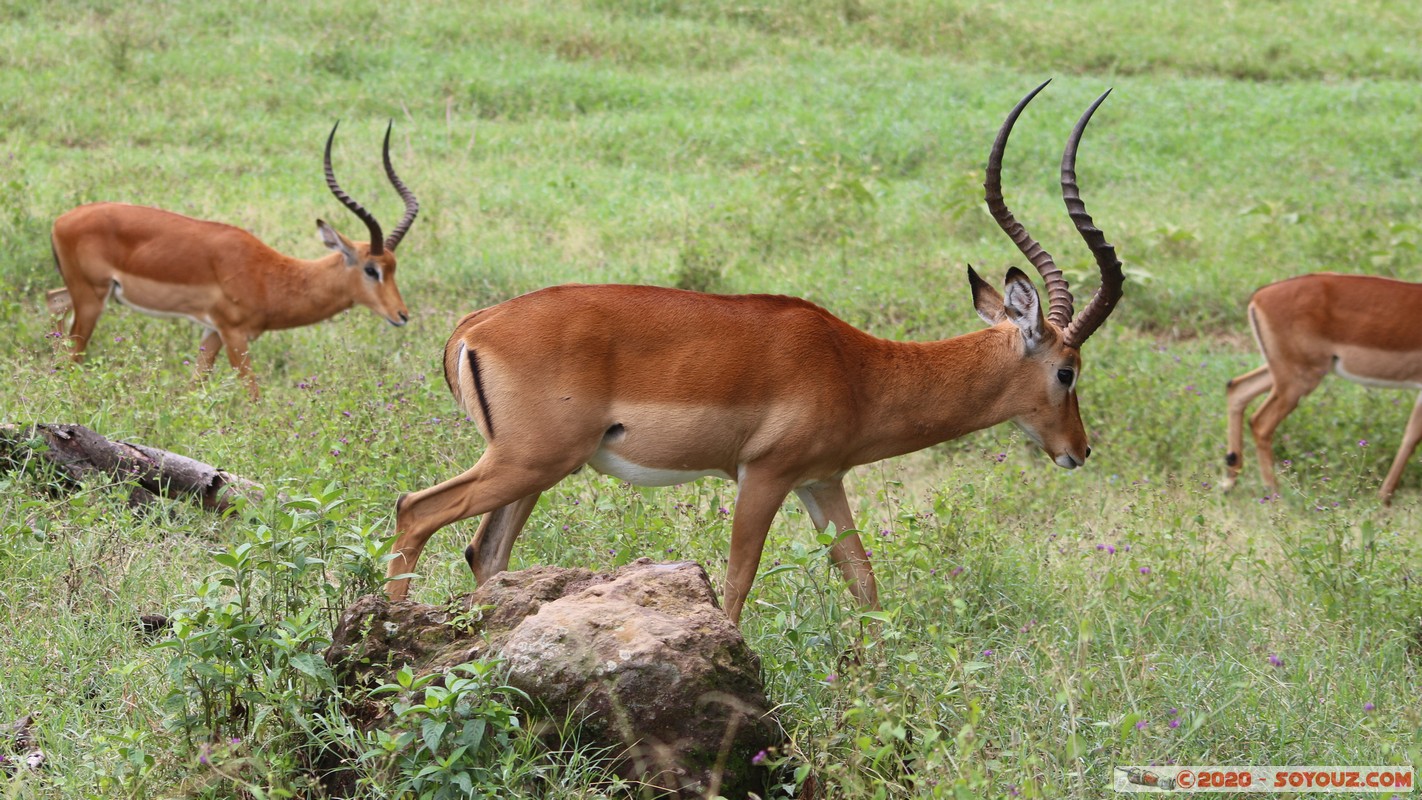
[794, 480, 880, 612]
[1222, 365, 1273, 491]
[463, 492, 542, 584]
[65, 283, 109, 362]
[217, 329, 260, 400]
[1248, 373, 1324, 496]
[1378, 392, 1422, 505]
[388, 447, 585, 600]
[45, 288, 72, 336]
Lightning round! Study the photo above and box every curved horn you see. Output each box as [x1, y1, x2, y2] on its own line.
[381, 121, 420, 252]
[984, 79, 1074, 329]
[324, 121, 386, 256]
[1060, 89, 1123, 350]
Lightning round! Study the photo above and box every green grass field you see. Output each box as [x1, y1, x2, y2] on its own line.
[2, 1, 1421, 797]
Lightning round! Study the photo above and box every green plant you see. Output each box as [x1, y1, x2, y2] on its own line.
[358, 662, 530, 799]
[151, 484, 391, 790]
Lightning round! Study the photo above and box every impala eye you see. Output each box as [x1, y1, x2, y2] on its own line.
[1057, 368, 1074, 386]
[364, 265, 380, 281]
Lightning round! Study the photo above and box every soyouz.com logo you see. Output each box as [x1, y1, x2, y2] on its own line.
[1113, 766, 1414, 793]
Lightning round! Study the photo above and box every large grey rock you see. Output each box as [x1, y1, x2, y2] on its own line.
[327, 559, 782, 797]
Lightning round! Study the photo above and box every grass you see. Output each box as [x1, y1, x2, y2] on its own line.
[2, 1, 1421, 798]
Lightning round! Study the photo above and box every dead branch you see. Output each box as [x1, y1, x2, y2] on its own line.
[0, 423, 262, 514]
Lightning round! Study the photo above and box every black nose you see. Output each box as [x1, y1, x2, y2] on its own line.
[1085, 447, 1092, 460]
[399, 311, 409, 322]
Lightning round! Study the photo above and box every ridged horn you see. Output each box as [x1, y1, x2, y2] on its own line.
[1060, 89, 1123, 349]
[381, 121, 420, 252]
[323, 121, 386, 256]
[984, 79, 1074, 329]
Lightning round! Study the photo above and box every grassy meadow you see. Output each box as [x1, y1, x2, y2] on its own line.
[2, 1, 1421, 797]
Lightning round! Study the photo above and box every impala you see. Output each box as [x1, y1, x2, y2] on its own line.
[1223, 273, 1422, 503]
[389, 82, 1125, 624]
[47, 122, 420, 399]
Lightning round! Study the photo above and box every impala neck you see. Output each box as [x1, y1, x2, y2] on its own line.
[852, 326, 1030, 464]
[260, 252, 358, 330]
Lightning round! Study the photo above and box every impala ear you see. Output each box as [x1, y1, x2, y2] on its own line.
[1002, 267, 1047, 351]
[316, 219, 360, 266]
[968, 264, 1006, 325]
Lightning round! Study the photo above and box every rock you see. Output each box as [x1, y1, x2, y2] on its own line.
[327, 559, 783, 797]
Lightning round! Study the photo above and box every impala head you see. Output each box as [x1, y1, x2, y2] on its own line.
[320, 120, 421, 327]
[977, 80, 1125, 470]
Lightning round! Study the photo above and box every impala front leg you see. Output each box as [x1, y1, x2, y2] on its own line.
[194, 330, 224, 377]
[723, 469, 797, 626]
[795, 479, 880, 612]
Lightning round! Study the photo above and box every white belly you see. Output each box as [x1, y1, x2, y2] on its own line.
[111, 279, 214, 330]
[586, 447, 732, 487]
[1334, 356, 1422, 389]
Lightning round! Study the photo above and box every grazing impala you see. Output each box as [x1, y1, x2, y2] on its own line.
[390, 82, 1125, 623]
[47, 122, 420, 399]
[1224, 273, 1422, 503]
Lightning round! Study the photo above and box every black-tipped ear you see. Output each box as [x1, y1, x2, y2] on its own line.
[1004, 266, 1032, 284]
[316, 219, 360, 265]
[969, 264, 1006, 325]
[1002, 267, 1047, 350]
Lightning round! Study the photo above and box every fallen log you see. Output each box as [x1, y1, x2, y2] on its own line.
[0, 423, 261, 513]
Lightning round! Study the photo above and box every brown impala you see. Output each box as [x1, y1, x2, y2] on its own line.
[1224, 273, 1422, 503]
[390, 82, 1125, 623]
[47, 122, 420, 399]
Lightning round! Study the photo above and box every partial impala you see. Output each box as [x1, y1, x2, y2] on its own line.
[47, 122, 420, 399]
[1224, 273, 1422, 503]
[390, 82, 1125, 624]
